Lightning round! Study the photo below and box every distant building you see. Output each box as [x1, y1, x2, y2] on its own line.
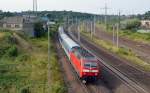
[0, 16, 24, 31]
[0, 15, 36, 37]
[22, 15, 38, 37]
[0, 15, 49, 37]
[141, 20, 150, 29]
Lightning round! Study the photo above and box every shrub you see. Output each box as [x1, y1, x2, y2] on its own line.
[34, 22, 45, 38]
[117, 47, 129, 55]
[124, 19, 141, 30]
[7, 45, 18, 57]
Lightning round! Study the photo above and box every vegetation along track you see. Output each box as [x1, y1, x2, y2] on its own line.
[68, 29, 150, 93]
[95, 26, 150, 63]
[55, 34, 112, 93]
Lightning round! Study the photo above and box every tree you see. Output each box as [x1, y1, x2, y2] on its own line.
[125, 19, 141, 30]
[144, 11, 150, 19]
[34, 22, 45, 38]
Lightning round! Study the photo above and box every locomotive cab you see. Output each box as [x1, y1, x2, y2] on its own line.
[81, 59, 100, 81]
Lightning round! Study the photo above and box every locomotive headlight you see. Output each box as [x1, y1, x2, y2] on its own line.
[83, 69, 90, 72]
[91, 70, 99, 73]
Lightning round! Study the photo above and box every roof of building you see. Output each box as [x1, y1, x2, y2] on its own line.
[2, 16, 24, 24]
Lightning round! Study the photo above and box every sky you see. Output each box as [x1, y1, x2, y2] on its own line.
[0, 0, 150, 15]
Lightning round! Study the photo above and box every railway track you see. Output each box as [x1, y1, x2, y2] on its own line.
[68, 29, 150, 93]
[55, 37, 90, 93]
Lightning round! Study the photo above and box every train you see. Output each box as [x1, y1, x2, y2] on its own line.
[58, 26, 100, 83]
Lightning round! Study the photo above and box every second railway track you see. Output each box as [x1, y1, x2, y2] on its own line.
[68, 28, 150, 93]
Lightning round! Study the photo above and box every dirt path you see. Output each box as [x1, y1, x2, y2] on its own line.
[13, 33, 33, 51]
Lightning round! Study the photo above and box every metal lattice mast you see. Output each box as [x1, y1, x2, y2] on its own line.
[100, 3, 110, 29]
[33, 0, 37, 14]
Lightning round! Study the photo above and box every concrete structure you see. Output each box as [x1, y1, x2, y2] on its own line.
[0, 15, 37, 37]
[141, 20, 150, 29]
[0, 16, 24, 31]
[22, 15, 37, 37]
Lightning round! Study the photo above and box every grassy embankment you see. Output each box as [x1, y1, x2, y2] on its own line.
[80, 25, 150, 72]
[0, 29, 67, 93]
[96, 24, 150, 44]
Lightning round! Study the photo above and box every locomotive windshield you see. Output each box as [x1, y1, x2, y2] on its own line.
[84, 62, 98, 68]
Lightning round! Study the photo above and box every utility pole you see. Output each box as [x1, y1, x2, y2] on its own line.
[118, 10, 121, 29]
[104, 3, 107, 29]
[116, 24, 119, 48]
[33, 0, 37, 16]
[35, 0, 37, 12]
[67, 16, 69, 31]
[86, 21, 89, 32]
[76, 17, 78, 25]
[33, 0, 34, 12]
[113, 25, 115, 45]
[91, 21, 93, 39]
[48, 24, 50, 66]
[78, 20, 80, 42]
[47, 21, 51, 92]
[94, 16, 96, 35]
[76, 17, 78, 31]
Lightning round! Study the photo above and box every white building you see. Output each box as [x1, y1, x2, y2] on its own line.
[141, 20, 150, 29]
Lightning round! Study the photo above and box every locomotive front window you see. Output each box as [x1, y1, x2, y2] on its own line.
[91, 63, 97, 68]
[84, 63, 90, 68]
[84, 63, 97, 68]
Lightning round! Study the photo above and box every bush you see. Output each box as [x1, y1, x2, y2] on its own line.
[124, 19, 141, 30]
[117, 47, 129, 55]
[7, 45, 18, 57]
[34, 22, 45, 38]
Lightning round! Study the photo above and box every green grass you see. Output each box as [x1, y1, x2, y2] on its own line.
[31, 38, 67, 93]
[81, 31, 150, 72]
[0, 30, 67, 93]
[119, 30, 150, 44]
[49, 42, 67, 93]
[96, 23, 150, 44]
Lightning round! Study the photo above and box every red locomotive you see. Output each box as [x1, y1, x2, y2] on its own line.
[58, 26, 100, 83]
